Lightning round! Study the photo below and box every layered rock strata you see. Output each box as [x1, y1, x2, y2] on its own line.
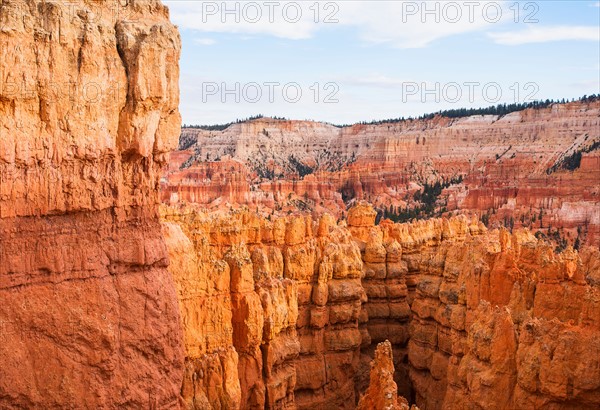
[163, 203, 600, 409]
[165, 101, 600, 246]
[351, 203, 600, 410]
[0, 1, 184, 407]
[162, 206, 365, 409]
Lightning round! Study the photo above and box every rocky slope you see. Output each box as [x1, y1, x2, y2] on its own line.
[162, 203, 600, 409]
[164, 101, 600, 247]
[0, 1, 184, 407]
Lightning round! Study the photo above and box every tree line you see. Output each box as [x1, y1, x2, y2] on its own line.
[180, 94, 599, 131]
[333, 94, 600, 127]
[182, 115, 289, 131]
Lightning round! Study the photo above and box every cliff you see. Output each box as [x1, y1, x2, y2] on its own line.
[162, 203, 600, 409]
[162, 205, 365, 409]
[165, 101, 600, 246]
[0, 1, 184, 407]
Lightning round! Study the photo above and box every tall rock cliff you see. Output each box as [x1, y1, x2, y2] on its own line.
[0, 1, 184, 407]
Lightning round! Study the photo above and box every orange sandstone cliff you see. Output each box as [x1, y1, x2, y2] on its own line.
[0, 1, 184, 407]
[162, 203, 600, 409]
[162, 206, 365, 409]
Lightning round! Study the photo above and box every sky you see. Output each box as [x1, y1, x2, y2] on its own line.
[164, 0, 600, 125]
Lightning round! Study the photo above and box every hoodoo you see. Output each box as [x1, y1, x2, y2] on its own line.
[162, 203, 600, 409]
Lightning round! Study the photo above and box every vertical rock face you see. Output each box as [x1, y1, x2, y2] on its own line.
[348, 204, 599, 410]
[0, 1, 183, 408]
[162, 222, 241, 409]
[440, 240, 600, 410]
[348, 203, 414, 400]
[163, 203, 600, 410]
[162, 206, 366, 409]
[377, 215, 600, 410]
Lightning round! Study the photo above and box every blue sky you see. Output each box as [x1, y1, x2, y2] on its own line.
[164, 1, 600, 125]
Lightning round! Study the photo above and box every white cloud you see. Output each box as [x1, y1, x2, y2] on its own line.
[334, 1, 510, 49]
[489, 26, 600, 45]
[194, 37, 216, 46]
[165, 0, 512, 48]
[593, 2, 600, 7]
[165, 0, 318, 40]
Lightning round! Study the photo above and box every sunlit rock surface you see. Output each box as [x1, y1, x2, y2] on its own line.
[0, 1, 184, 407]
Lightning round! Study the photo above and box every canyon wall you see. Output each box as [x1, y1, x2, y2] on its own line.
[162, 206, 365, 409]
[165, 101, 600, 246]
[162, 203, 600, 409]
[0, 1, 184, 407]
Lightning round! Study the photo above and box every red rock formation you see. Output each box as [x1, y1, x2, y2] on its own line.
[163, 203, 600, 409]
[2, 2, 596, 409]
[162, 221, 241, 409]
[162, 205, 366, 409]
[164, 101, 600, 246]
[348, 204, 414, 400]
[357, 340, 415, 410]
[374, 210, 600, 409]
[0, 1, 184, 407]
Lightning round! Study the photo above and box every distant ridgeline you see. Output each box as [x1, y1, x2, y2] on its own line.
[333, 94, 600, 127]
[182, 115, 285, 131]
[181, 94, 599, 131]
